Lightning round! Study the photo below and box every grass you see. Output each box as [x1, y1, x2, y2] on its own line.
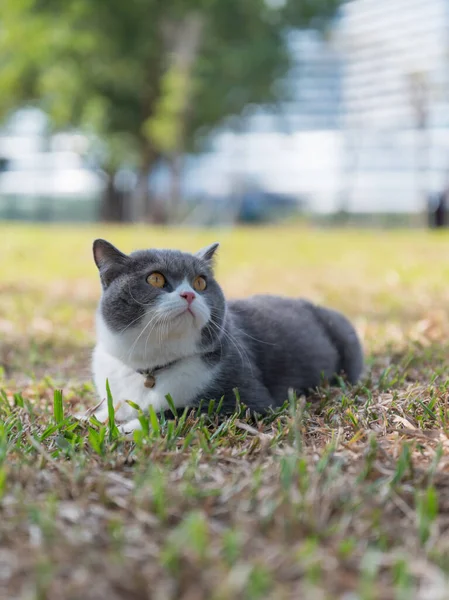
[2, 223, 449, 599]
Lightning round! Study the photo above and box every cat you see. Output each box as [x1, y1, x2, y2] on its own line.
[91, 239, 364, 433]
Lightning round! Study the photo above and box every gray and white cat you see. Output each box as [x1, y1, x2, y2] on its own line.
[91, 239, 363, 433]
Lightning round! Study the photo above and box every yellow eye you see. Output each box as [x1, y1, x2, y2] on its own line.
[147, 272, 165, 288]
[193, 276, 207, 292]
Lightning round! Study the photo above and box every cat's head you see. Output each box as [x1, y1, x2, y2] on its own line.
[93, 239, 225, 365]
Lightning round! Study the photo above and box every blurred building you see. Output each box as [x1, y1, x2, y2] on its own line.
[337, 0, 449, 214]
[0, 109, 103, 221]
[217, 0, 449, 216]
[168, 29, 345, 217]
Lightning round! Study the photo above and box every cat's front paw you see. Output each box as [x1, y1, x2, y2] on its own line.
[92, 400, 137, 425]
[118, 419, 142, 436]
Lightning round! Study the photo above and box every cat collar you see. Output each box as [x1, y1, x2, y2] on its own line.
[137, 359, 180, 388]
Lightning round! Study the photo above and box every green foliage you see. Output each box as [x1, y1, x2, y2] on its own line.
[145, 66, 189, 154]
[0, 0, 341, 168]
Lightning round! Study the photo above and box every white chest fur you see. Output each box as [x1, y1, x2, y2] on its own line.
[92, 343, 217, 424]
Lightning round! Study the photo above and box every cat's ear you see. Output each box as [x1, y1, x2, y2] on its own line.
[93, 239, 129, 288]
[196, 242, 219, 265]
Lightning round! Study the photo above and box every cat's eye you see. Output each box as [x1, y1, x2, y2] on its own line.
[193, 275, 207, 292]
[147, 272, 166, 288]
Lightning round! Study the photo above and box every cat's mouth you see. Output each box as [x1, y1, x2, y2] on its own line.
[153, 303, 205, 330]
[181, 307, 195, 320]
[169, 307, 196, 321]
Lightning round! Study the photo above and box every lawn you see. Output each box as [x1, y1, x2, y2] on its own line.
[2, 223, 449, 599]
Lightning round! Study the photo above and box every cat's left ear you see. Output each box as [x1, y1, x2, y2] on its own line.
[93, 239, 129, 288]
[196, 242, 219, 265]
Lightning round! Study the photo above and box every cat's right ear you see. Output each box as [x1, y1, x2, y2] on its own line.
[196, 242, 220, 265]
[93, 239, 129, 288]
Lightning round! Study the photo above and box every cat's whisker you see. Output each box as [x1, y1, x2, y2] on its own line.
[117, 312, 148, 335]
[203, 319, 224, 360]
[157, 312, 168, 347]
[209, 307, 275, 348]
[237, 330, 276, 345]
[207, 316, 253, 376]
[144, 311, 164, 358]
[127, 282, 153, 307]
[127, 310, 162, 361]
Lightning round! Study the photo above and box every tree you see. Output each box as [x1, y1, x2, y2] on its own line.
[0, 0, 341, 222]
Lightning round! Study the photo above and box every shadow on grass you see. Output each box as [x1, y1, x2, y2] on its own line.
[0, 337, 93, 383]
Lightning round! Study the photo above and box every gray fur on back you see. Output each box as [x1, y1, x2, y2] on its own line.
[201, 296, 363, 412]
[93, 239, 364, 414]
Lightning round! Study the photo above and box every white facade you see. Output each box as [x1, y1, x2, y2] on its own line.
[340, 0, 449, 129]
[180, 30, 345, 213]
[188, 2, 449, 215]
[337, 0, 449, 212]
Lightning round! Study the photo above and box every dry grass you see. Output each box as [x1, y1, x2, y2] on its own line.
[2, 224, 449, 599]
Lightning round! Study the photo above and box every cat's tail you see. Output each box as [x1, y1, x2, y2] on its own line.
[312, 305, 364, 385]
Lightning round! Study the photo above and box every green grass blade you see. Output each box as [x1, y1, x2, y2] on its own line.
[53, 389, 64, 424]
[148, 405, 161, 436]
[106, 379, 119, 441]
[165, 394, 177, 418]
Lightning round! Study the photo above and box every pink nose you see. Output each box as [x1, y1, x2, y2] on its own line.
[180, 291, 196, 305]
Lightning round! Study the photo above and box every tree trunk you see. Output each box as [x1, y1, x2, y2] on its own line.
[128, 147, 162, 223]
[129, 169, 148, 223]
[155, 14, 204, 224]
[100, 171, 125, 222]
[168, 152, 184, 222]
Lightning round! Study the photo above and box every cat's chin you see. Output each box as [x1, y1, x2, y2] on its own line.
[163, 306, 208, 331]
[163, 311, 200, 337]
[171, 308, 195, 320]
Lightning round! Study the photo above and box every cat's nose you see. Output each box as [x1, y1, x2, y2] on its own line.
[180, 291, 196, 305]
